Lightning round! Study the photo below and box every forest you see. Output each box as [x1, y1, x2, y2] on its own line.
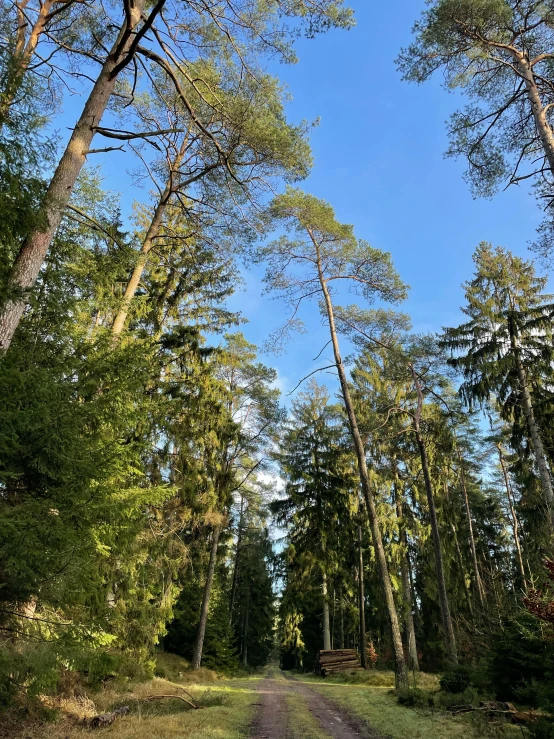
[1, 0, 554, 738]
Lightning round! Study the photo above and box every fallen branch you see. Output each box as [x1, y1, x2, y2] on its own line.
[143, 694, 200, 710]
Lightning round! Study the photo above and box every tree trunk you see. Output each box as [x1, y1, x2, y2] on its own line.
[192, 524, 221, 670]
[456, 446, 486, 610]
[357, 522, 367, 668]
[498, 444, 527, 592]
[322, 570, 331, 651]
[229, 495, 244, 625]
[111, 137, 188, 336]
[242, 587, 249, 667]
[0, 0, 55, 124]
[312, 233, 408, 689]
[339, 584, 345, 649]
[414, 424, 458, 664]
[0, 0, 149, 353]
[450, 520, 473, 617]
[393, 474, 419, 671]
[509, 322, 554, 526]
[514, 53, 554, 174]
[515, 355, 554, 524]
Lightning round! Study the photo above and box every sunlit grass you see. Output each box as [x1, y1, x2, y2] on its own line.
[3, 654, 261, 739]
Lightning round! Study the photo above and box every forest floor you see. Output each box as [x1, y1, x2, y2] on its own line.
[0, 655, 519, 739]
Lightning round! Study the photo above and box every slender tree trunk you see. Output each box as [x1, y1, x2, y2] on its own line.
[357, 522, 367, 668]
[229, 495, 244, 625]
[242, 587, 249, 667]
[0, 0, 151, 353]
[414, 423, 458, 664]
[322, 570, 331, 651]
[498, 444, 527, 592]
[192, 524, 221, 669]
[511, 342, 554, 525]
[339, 584, 345, 649]
[393, 473, 419, 671]
[311, 233, 408, 689]
[450, 520, 473, 617]
[0, 0, 55, 124]
[111, 137, 188, 336]
[456, 446, 486, 610]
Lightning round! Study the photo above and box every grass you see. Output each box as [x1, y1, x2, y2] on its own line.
[290, 671, 498, 739]
[284, 692, 329, 739]
[1, 653, 262, 739]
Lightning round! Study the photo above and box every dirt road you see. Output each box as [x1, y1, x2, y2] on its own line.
[250, 669, 385, 739]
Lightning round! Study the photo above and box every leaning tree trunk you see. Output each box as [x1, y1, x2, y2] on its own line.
[414, 422, 458, 665]
[0, 0, 150, 353]
[313, 237, 408, 689]
[514, 52, 554, 175]
[357, 521, 367, 668]
[456, 446, 486, 610]
[192, 524, 221, 670]
[393, 471, 419, 671]
[498, 444, 527, 592]
[111, 137, 188, 336]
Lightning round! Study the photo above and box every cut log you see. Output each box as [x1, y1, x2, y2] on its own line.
[89, 706, 130, 728]
[315, 649, 362, 676]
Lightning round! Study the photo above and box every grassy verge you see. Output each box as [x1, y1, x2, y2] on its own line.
[290, 672, 488, 739]
[284, 692, 330, 739]
[1, 654, 261, 739]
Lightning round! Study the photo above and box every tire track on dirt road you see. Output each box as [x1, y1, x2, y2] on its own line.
[250, 669, 386, 739]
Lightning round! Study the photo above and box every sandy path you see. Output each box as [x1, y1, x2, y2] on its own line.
[250, 670, 385, 739]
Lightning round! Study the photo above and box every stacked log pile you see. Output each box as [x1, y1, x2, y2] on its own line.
[315, 649, 362, 676]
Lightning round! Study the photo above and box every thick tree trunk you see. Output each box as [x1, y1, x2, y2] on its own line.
[312, 234, 408, 689]
[322, 570, 331, 651]
[357, 522, 367, 668]
[414, 425, 458, 665]
[111, 138, 188, 336]
[498, 444, 527, 592]
[192, 524, 221, 669]
[0, 0, 148, 353]
[515, 53, 554, 174]
[393, 475, 419, 671]
[456, 447, 486, 610]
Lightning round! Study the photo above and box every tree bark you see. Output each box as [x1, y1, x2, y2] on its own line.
[509, 321, 554, 526]
[0, 0, 149, 353]
[514, 53, 554, 175]
[497, 444, 527, 592]
[322, 570, 331, 651]
[456, 446, 486, 610]
[192, 524, 221, 670]
[357, 522, 367, 668]
[111, 137, 188, 336]
[242, 587, 249, 667]
[414, 424, 458, 665]
[393, 473, 419, 671]
[0, 0, 55, 124]
[229, 495, 244, 626]
[339, 583, 345, 650]
[311, 230, 408, 689]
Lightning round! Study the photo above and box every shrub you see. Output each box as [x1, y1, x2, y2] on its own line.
[439, 665, 472, 694]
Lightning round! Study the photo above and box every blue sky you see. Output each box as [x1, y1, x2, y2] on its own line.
[225, 0, 543, 399]
[57, 0, 544, 403]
